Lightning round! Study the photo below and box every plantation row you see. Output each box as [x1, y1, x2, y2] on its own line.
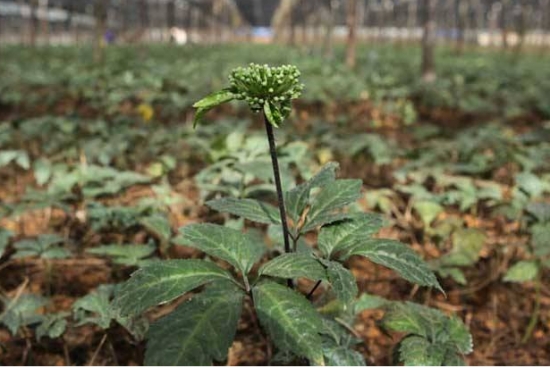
[2, 45, 550, 122]
[0, 45, 549, 365]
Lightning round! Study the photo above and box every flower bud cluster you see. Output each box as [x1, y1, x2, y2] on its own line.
[228, 63, 304, 111]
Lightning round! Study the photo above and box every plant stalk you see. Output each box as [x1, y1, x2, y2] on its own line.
[522, 272, 541, 344]
[306, 280, 323, 300]
[263, 114, 292, 287]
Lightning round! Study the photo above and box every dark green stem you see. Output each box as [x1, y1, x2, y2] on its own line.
[263, 114, 292, 287]
[522, 271, 541, 343]
[306, 280, 322, 300]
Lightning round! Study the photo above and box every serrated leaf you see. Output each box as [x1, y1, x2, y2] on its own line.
[75, 284, 148, 339]
[503, 260, 539, 282]
[383, 302, 472, 357]
[326, 262, 358, 306]
[259, 253, 326, 281]
[140, 214, 171, 242]
[442, 351, 466, 366]
[73, 285, 116, 329]
[0, 294, 48, 335]
[447, 315, 474, 354]
[145, 281, 244, 365]
[177, 223, 264, 275]
[116, 259, 234, 315]
[285, 162, 339, 222]
[318, 213, 383, 258]
[253, 282, 325, 365]
[342, 239, 442, 291]
[304, 180, 362, 231]
[399, 336, 445, 366]
[206, 197, 281, 225]
[36, 313, 68, 341]
[193, 89, 234, 128]
[322, 341, 365, 366]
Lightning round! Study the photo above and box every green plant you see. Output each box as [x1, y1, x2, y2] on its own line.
[86, 243, 157, 267]
[502, 202, 550, 343]
[112, 65, 467, 366]
[11, 234, 70, 260]
[0, 293, 68, 342]
[11, 234, 71, 296]
[73, 284, 147, 339]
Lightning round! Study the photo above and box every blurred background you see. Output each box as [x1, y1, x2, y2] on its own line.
[1, 1, 550, 366]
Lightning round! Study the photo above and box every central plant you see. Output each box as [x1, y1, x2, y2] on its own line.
[115, 64, 471, 366]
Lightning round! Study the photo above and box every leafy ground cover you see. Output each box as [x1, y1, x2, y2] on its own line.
[0, 44, 549, 365]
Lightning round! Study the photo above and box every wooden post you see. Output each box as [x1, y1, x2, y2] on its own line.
[346, 0, 358, 69]
[456, 0, 468, 54]
[421, 0, 436, 82]
[29, 0, 38, 46]
[94, 0, 108, 63]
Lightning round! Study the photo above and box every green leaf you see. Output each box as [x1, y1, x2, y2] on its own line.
[264, 100, 283, 127]
[516, 172, 546, 198]
[145, 281, 244, 366]
[116, 259, 234, 315]
[33, 158, 52, 186]
[526, 202, 550, 223]
[503, 260, 539, 282]
[258, 253, 326, 281]
[326, 262, 358, 306]
[301, 213, 354, 233]
[253, 282, 325, 365]
[322, 341, 365, 366]
[140, 214, 171, 242]
[440, 228, 485, 267]
[353, 293, 389, 313]
[86, 244, 156, 266]
[447, 315, 474, 354]
[177, 223, 264, 275]
[442, 351, 466, 366]
[318, 213, 383, 258]
[399, 336, 445, 366]
[193, 90, 234, 128]
[304, 179, 362, 232]
[383, 302, 473, 356]
[285, 162, 339, 222]
[12, 234, 69, 260]
[532, 223, 550, 257]
[0, 228, 13, 258]
[73, 285, 117, 329]
[413, 201, 444, 227]
[342, 239, 442, 291]
[36, 313, 69, 341]
[206, 197, 281, 225]
[437, 267, 467, 285]
[0, 294, 48, 335]
[75, 284, 148, 339]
